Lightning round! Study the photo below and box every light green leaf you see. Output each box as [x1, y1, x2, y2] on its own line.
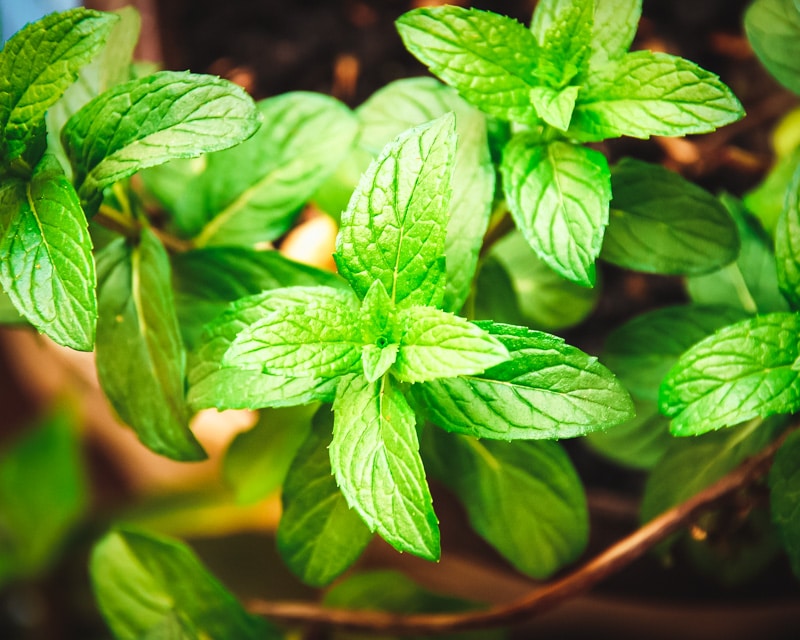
[412, 321, 633, 440]
[396, 7, 540, 124]
[744, 146, 800, 234]
[587, 0, 642, 69]
[569, 50, 744, 141]
[63, 71, 260, 212]
[393, 307, 508, 383]
[603, 304, 748, 402]
[191, 92, 357, 246]
[277, 409, 372, 587]
[357, 78, 494, 312]
[90, 528, 276, 640]
[602, 158, 739, 275]
[223, 405, 316, 504]
[425, 430, 587, 579]
[529, 85, 580, 131]
[688, 195, 789, 314]
[775, 163, 800, 308]
[335, 113, 456, 308]
[745, 0, 800, 96]
[224, 287, 361, 378]
[95, 230, 204, 461]
[501, 135, 611, 286]
[0, 408, 87, 586]
[769, 429, 800, 577]
[533, 0, 593, 89]
[330, 373, 439, 559]
[360, 280, 400, 382]
[0, 154, 96, 350]
[187, 289, 340, 411]
[0, 8, 117, 163]
[660, 312, 800, 435]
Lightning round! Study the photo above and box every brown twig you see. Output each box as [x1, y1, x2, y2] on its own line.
[248, 430, 790, 635]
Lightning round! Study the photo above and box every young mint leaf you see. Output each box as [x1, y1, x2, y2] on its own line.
[396, 7, 540, 124]
[412, 322, 633, 440]
[569, 50, 744, 142]
[360, 280, 400, 382]
[224, 287, 362, 378]
[745, 0, 800, 96]
[277, 410, 372, 587]
[0, 154, 96, 350]
[769, 429, 800, 577]
[603, 304, 748, 402]
[187, 289, 339, 411]
[603, 158, 739, 275]
[0, 8, 117, 164]
[335, 113, 455, 308]
[330, 373, 439, 560]
[775, 163, 800, 308]
[587, 0, 642, 69]
[95, 230, 205, 461]
[393, 307, 509, 383]
[63, 71, 260, 213]
[533, 0, 593, 89]
[90, 528, 276, 640]
[501, 135, 611, 286]
[529, 85, 581, 131]
[357, 78, 495, 312]
[191, 92, 358, 246]
[424, 430, 587, 579]
[660, 312, 800, 436]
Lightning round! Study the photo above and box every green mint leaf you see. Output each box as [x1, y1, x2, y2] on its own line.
[604, 304, 748, 402]
[224, 287, 361, 378]
[775, 163, 800, 308]
[501, 135, 611, 286]
[0, 408, 87, 585]
[223, 405, 315, 505]
[63, 71, 260, 213]
[360, 280, 399, 382]
[187, 289, 339, 411]
[745, 0, 800, 96]
[330, 373, 439, 560]
[533, 0, 593, 89]
[770, 429, 800, 577]
[95, 230, 205, 461]
[425, 430, 587, 579]
[192, 92, 357, 246]
[277, 409, 372, 587]
[660, 312, 800, 435]
[393, 307, 509, 383]
[744, 146, 800, 235]
[603, 158, 739, 275]
[171, 246, 343, 348]
[529, 85, 580, 131]
[335, 113, 456, 308]
[0, 8, 117, 163]
[396, 7, 540, 124]
[569, 50, 744, 141]
[90, 528, 276, 640]
[688, 195, 789, 314]
[587, 0, 642, 69]
[357, 78, 495, 312]
[412, 321, 633, 440]
[0, 154, 96, 350]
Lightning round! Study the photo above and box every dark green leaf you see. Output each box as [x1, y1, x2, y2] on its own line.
[277, 409, 372, 587]
[95, 230, 205, 460]
[396, 7, 540, 124]
[769, 429, 800, 577]
[425, 430, 587, 579]
[660, 312, 800, 435]
[569, 50, 744, 141]
[0, 154, 96, 350]
[0, 8, 117, 163]
[775, 163, 800, 308]
[335, 113, 456, 308]
[0, 408, 87, 585]
[63, 71, 260, 212]
[412, 322, 633, 440]
[745, 0, 800, 96]
[140, 158, 207, 236]
[501, 135, 611, 286]
[90, 528, 276, 640]
[191, 92, 357, 246]
[330, 373, 439, 559]
[473, 257, 526, 326]
[602, 158, 739, 275]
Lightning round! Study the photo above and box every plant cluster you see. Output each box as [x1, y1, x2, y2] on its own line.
[0, 0, 799, 637]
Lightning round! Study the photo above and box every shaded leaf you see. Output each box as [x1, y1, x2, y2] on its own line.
[775, 162, 800, 308]
[745, 0, 800, 96]
[770, 429, 800, 577]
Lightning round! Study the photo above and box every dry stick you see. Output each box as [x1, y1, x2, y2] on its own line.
[249, 432, 789, 635]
